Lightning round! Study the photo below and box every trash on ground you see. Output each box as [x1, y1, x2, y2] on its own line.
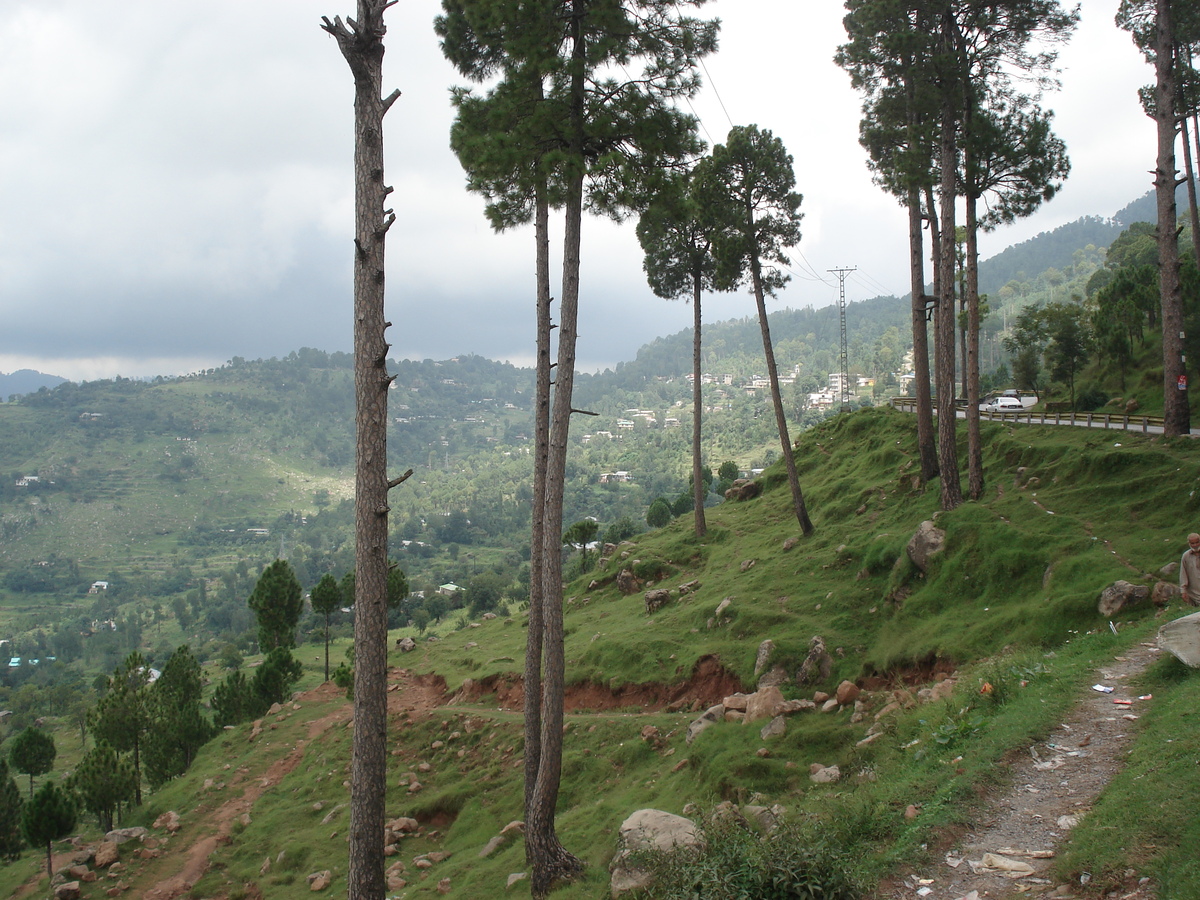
[977, 853, 1036, 877]
[1092, 684, 1113, 693]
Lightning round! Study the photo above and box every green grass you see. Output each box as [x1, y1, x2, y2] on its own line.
[3, 406, 1199, 896]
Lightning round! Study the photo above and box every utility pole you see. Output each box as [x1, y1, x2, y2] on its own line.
[829, 267, 856, 411]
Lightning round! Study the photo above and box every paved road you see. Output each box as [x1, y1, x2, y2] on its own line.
[890, 399, 1200, 436]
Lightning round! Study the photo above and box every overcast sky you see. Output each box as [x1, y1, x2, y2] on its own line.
[0, 0, 1158, 382]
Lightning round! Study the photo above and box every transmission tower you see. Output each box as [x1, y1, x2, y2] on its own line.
[828, 266, 856, 411]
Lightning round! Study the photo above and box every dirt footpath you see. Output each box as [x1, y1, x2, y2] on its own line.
[882, 641, 1162, 900]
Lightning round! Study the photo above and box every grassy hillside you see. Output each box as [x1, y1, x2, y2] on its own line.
[3, 407, 1196, 899]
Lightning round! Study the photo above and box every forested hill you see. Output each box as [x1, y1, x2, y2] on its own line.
[575, 293, 910, 405]
[976, 188, 1174, 296]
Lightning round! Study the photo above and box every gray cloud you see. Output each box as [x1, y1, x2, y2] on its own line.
[0, 0, 1157, 382]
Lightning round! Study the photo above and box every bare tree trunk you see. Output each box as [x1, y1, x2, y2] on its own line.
[908, 192, 937, 480]
[1181, 107, 1200, 268]
[527, 5, 585, 893]
[1155, 0, 1190, 435]
[524, 183, 551, 824]
[322, 4, 400, 897]
[965, 193, 983, 500]
[691, 277, 707, 537]
[750, 257, 814, 535]
[936, 44, 963, 510]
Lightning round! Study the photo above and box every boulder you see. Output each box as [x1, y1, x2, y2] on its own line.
[396, 637, 417, 653]
[753, 640, 775, 677]
[810, 765, 841, 784]
[308, 870, 332, 891]
[93, 842, 120, 868]
[478, 835, 507, 858]
[610, 809, 703, 898]
[796, 636, 832, 685]
[835, 680, 861, 705]
[1152, 580, 1182, 606]
[906, 521, 946, 573]
[722, 693, 749, 711]
[686, 704, 725, 744]
[1098, 580, 1151, 617]
[756, 666, 790, 690]
[1158, 611, 1200, 667]
[54, 883, 81, 900]
[760, 715, 786, 739]
[640, 725, 665, 750]
[153, 810, 181, 833]
[104, 827, 146, 845]
[644, 589, 671, 614]
[724, 479, 761, 501]
[616, 568, 641, 595]
[743, 686, 784, 723]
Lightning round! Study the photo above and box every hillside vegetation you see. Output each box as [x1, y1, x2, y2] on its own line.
[3, 407, 1197, 899]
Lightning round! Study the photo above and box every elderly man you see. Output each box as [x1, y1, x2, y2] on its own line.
[1181, 533, 1200, 606]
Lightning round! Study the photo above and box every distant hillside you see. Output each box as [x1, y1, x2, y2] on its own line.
[0, 369, 67, 401]
[977, 187, 1185, 297]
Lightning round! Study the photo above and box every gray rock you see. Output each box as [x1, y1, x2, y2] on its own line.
[744, 686, 784, 723]
[611, 809, 702, 898]
[104, 827, 146, 845]
[686, 704, 725, 744]
[753, 640, 775, 677]
[810, 765, 841, 784]
[1152, 580, 1182, 606]
[644, 589, 671, 614]
[1098, 580, 1150, 617]
[796, 635, 832, 685]
[1158, 611, 1200, 667]
[760, 715, 786, 739]
[906, 521, 946, 573]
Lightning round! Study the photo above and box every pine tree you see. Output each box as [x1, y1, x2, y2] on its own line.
[637, 168, 719, 537]
[21, 780, 77, 877]
[310, 573, 342, 682]
[703, 124, 814, 536]
[438, 3, 718, 893]
[246, 559, 304, 652]
[7, 726, 56, 801]
[0, 758, 23, 861]
[89, 651, 151, 805]
[143, 646, 215, 789]
[67, 742, 136, 833]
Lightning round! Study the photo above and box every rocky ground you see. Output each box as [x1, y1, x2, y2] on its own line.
[879, 640, 1163, 900]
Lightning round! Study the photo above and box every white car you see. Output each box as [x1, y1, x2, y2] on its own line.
[980, 396, 1024, 413]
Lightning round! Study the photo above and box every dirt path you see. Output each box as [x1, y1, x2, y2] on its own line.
[138, 685, 352, 900]
[881, 640, 1163, 900]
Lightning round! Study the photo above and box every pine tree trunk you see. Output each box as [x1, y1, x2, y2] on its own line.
[691, 277, 707, 537]
[527, 6, 585, 892]
[965, 193, 983, 500]
[750, 257, 813, 535]
[524, 183, 551, 824]
[1155, 0, 1190, 435]
[1182, 110, 1200, 267]
[528, 169, 585, 899]
[322, 4, 399, 896]
[935, 12, 963, 510]
[908, 185, 938, 483]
